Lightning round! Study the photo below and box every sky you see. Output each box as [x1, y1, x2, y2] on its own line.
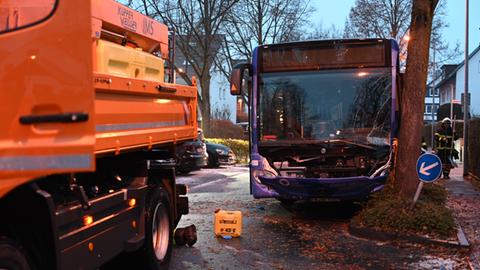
[311, 0, 480, 59]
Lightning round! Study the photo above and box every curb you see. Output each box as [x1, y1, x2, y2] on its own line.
[348, 222, 470, 249]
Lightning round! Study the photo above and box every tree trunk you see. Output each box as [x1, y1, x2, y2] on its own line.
[200, 73, 212, 135]
[395, 0, 438, 197]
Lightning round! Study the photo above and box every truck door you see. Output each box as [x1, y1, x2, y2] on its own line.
[0, 1, 95, 177]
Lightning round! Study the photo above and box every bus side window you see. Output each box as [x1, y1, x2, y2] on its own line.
[0, 0, 56, 33]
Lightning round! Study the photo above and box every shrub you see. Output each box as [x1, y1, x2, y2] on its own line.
[206, 138, 249, 164]
[206, 120, 246, 139]
[353, 183, 455, 238]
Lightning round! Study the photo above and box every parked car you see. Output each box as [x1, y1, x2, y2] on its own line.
[175, 129, 208, 174]
[206, 141, 236, 168]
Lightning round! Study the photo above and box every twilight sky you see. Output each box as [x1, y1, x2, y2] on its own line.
[311, 0, 480, 59]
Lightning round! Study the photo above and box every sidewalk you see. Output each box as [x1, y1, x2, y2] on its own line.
[444, 165, 480, 269]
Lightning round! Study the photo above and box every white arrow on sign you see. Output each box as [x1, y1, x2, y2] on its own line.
[419, 162, 439, 176]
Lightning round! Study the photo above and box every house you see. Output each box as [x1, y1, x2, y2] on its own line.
[454, 45, 480, 116]
[172, 35, 238, 124]
[424, 83, 439, 123]
[425, 65, 457, 123]
[429, 45, 480, 119]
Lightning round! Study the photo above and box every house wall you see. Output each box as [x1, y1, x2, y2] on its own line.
[455, 50, 480, 116]
[439, 77, 456, 105]
[209, 66, 237, 123]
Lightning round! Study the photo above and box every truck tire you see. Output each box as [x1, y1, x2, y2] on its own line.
[0, 236, 32, 270]
[143, 188, 173, 270]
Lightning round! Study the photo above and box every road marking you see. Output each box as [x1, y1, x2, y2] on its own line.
[187, 172, 246, 191]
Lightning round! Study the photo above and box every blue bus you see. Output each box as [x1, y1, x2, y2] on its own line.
[230, 39, 399, 202]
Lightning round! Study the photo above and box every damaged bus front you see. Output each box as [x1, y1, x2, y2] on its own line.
[230, 39, 399, 202]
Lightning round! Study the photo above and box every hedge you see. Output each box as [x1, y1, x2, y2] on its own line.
[206, 138, 249, 164]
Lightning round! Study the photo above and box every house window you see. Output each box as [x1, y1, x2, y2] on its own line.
[428, 88, 433, 97]
[426, 105, 432, 113]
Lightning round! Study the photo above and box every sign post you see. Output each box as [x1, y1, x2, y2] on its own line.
[413, 153, 443, 204]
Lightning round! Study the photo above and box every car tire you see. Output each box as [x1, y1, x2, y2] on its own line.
[0, 236, 32, 270]
[140, 188, 173, 270]
[177, 168, 192, 175]
[208, 152, 220, 168]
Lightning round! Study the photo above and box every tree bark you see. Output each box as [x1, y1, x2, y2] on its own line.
[395, 0, 438, 197]
[200, 73, 212, 135]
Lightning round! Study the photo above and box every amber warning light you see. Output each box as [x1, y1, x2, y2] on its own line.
[128, 198, 136, 207]
[83, 215, 94, 226]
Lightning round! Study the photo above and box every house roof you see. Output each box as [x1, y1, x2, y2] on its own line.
[430, 44, 480, 89]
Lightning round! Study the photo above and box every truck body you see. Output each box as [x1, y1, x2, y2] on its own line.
[230, 39, 399, 202]
[0, 1, 196, 269]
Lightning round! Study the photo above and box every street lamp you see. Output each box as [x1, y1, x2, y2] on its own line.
[431, 43, 436, 148]
[463, 0, 469, 176]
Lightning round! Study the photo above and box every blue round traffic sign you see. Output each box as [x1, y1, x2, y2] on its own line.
[416, 153, 442, 182]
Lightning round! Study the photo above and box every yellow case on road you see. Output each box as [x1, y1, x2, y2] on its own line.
[214, 210, 242, 237]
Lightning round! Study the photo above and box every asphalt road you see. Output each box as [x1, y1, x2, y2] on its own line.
[170, 166, 468, 270]
[104, 166, 469, 269]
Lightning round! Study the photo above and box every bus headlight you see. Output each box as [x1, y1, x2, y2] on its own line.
[251, 157, 278, 184]
[252, 169, 277, 183]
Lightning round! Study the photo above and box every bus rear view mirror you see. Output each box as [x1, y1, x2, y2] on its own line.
[230, 69, 242, 95]
[230, 63, 250, 96]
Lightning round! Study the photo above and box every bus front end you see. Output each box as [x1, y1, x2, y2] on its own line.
[232, 39, 399, 202]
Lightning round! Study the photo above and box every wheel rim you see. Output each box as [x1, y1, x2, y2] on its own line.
[151, 203, 169, 261]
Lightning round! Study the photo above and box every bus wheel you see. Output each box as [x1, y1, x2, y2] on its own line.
[144, 189, 173, 270]
[0, 236, 31, 270]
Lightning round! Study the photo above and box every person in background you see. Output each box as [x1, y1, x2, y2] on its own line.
[421, 137, 428, 154]
[434, 118, 457, 179]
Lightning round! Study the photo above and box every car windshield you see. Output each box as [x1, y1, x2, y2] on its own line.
[258, 68, 392, 145]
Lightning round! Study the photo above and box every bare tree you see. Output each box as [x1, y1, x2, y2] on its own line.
[306, 23, 344, 40]
[222, 0, 313, 63]
[212, 106, 232, 120]
[345, 0, 460, 70]
[132, 0, 238, 134]
[345, 0, 411, 40]
[396, 0, 439, 197]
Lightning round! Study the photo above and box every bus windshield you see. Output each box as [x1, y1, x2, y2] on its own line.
[258, 68, 392, 145]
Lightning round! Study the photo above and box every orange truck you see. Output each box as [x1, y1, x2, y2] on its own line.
[0, 1, 197, 269]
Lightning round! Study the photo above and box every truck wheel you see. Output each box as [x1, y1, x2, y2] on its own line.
[144, 189, 173, 270]
[0, 236, 32, 270]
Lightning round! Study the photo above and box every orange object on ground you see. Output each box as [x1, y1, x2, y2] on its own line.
[214, 209, 243, 237]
